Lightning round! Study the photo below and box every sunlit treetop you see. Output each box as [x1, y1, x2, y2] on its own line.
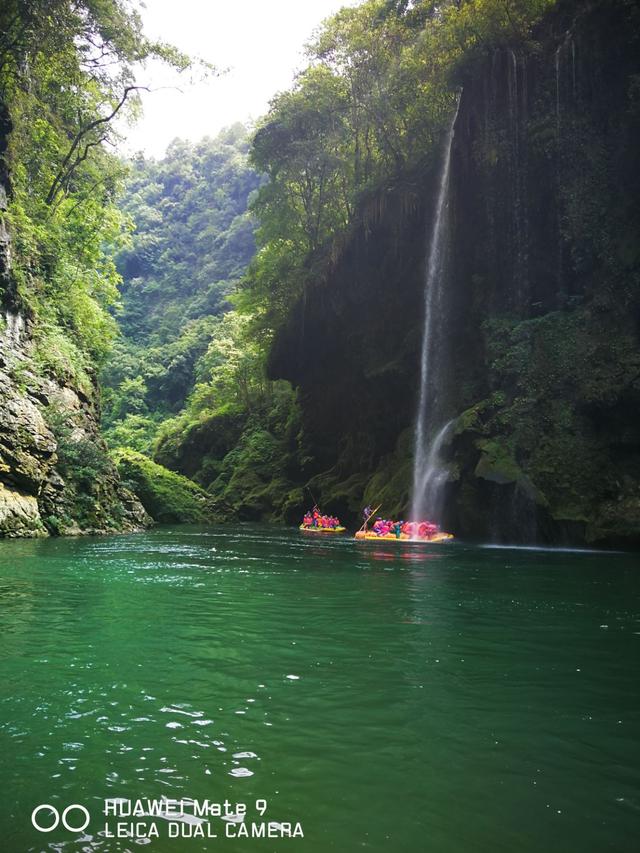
[0, 0, 213, 373]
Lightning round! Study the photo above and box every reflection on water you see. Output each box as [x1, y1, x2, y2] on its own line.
[0, 525, 638, 852]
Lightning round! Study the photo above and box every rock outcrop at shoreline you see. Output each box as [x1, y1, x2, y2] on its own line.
[0, 311, 151, 537]
[0, 130, 150, 538]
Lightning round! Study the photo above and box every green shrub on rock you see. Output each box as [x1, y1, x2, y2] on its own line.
[113, 448, 212, 524]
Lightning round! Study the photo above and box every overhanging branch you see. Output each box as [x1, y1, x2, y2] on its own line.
[45, 84, 149, 206]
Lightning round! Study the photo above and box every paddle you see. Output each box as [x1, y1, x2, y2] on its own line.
[358, 504, 382, 534]
[306, 486, 320, 512]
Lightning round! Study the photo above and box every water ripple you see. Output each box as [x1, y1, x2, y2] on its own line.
[0, 524, 638, 853]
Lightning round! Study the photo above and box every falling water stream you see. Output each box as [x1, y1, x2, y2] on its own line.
[410, 98, 460, 525]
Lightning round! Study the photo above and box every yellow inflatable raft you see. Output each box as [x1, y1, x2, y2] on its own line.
[299, 525, 346, 534]
[354, 531, 454, 543]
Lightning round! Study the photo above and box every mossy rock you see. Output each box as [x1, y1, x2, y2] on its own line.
[587, 496, 640, 547]
[205, 427, 298, 521]
[281, 487, 305, 524]
[308, 469, 368, 520]
[362, 456, 412, 519]
[0, 483, 47, 538]
[474, 439, 523, 484]
[113, 448, 211, 524]
[455, 393, 505, 435]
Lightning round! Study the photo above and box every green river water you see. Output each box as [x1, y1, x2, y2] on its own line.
[0, 525, 638, 852]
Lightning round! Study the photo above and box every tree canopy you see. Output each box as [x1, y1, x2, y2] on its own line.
[0, 0, 204, 384]
[100, 127, 263, 451]
[239, 0, 555, 336]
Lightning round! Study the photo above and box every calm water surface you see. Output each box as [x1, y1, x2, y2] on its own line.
[0, 525, 638, 852]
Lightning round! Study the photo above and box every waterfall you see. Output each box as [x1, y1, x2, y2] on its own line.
[555, 44, 561, 132]
[410, 98, 460, 525]
[555, 32, 573, 133]
[508, 49, 528, 303]
[411, 419, 454, 526]
[555, 34, 572, 301]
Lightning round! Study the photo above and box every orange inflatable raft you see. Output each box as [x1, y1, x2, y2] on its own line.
[354, 530, 454, 543]
[299, 525, 346, 534]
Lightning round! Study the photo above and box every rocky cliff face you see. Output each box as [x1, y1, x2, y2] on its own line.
[0, 116, 150, 538]
[444, 0, 640, 547]
[0, 310, 151, 538]
[270, 0, 640, 547]
[268, 176, 428, 520]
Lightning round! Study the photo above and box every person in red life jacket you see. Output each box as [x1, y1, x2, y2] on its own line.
[303, 513, 312, 527]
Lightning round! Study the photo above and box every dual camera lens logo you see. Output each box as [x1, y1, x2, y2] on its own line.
[31, 804, 90, 833]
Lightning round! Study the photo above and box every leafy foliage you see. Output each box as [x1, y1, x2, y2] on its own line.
[114, 126, 261, 344]
[101, 127, 263, 433]
[0, 0, 201, 376]
[151, 311, 304, 520]
[240, 0, 555, 336]
[100, 126, 302, 522]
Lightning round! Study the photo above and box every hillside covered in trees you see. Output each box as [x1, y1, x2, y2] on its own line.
[101, 127, 262, 453]
[0, 0, 197, 535]
[0, 0, 638, 546]
[100, 128, 310, 522]
[109, 0, 638, 546]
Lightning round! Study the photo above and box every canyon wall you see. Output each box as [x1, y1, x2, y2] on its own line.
[0, 114, 150, 538]
[270, 0, 640, 547]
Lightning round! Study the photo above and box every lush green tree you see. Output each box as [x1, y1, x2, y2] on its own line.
[100, 128, 263, 443]
[240, 0, 556, 339]
[113, 127, 261, 343]
[0, 0, 201, 382]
